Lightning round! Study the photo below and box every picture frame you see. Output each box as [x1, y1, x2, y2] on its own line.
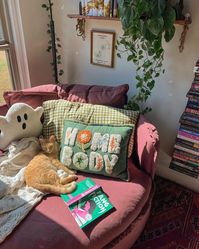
[90, 31, 115, 68]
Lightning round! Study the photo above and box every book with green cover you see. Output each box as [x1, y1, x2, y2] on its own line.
[61, 178, 113, 228]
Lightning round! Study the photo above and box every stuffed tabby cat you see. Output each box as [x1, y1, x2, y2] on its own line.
[25, 135, 77, 195]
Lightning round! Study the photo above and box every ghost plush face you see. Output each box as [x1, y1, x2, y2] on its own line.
[0, 103, 44, 150]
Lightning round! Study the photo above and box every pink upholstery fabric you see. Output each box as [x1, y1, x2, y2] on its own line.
[135, 115, 159, 178]
[1, 161, 152, 249]
[58, 83, 129, 108]
[0, 103, 8, 116]
[3, 84, 60, 108]
[20, 84, 60, 93]
[3, 83, 129, 109]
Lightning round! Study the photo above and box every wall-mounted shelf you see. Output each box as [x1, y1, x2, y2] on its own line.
[175, 19, 192, 25]
[68, 14, 192, 25]
[68, 14, 192, 52]
[68, 14, 120, 22]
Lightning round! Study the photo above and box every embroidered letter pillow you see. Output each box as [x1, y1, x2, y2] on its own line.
[60, 120, 132, 180]
[42, 100, 139, 157]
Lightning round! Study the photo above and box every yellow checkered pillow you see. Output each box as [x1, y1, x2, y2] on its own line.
[42, 100, 139, 157]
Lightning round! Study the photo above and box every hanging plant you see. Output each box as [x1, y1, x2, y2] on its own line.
[42, 0, 64, 83]
[117, 0, 176, 114]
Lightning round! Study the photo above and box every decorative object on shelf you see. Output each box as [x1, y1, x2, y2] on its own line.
[116, 0, 177, 114]
[173, 0, 191, 53]
[90, 31, 115, 68]
[79, 0, 117, 17]
[42, 0, 64, 83]
[179, 13, 191, 53]
[75, 0, 118, 40]
[104, 0, 111, 17]
[169, 59, 199, 179]
[76, 18, 86, 40]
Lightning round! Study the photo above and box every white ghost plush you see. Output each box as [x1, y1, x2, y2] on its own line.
[0, 103, 43, 150]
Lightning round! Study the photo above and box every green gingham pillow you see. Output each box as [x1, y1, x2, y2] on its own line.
[60, 120, 133, 180]
[42, 100, 139, 157]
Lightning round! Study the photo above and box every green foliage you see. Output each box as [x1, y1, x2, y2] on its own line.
[117, 0, 176, 114]
[42, 0, 63, 83]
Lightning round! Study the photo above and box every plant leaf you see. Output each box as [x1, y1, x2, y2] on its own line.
[42, 4, 47, 8]
[157, 0, 166, 14]
[117, 53, 121, 58]
[147, 17, 164, 36]
[164, 25, 175, 42]
[163, 5, 176, 29]
[127, 54, 134, 61]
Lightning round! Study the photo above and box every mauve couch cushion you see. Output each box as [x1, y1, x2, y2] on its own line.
[0, 103, 9, 116]
[3, 83, 129, 109]
[58, 83, 129, 108]
[3, 84, 60, 108]
[1, 160, 152, 249]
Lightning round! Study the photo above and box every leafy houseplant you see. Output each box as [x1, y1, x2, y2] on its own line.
[42, 0, 64, 83]
[117, 0, 176, 113]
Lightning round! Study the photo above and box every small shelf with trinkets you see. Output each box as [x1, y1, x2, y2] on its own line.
[68, 14, 191, 25]
[67, 14, 192, 52]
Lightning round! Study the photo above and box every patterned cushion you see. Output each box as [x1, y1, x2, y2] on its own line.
[42, 100, 139, 157]
[60, 120, 132, 180]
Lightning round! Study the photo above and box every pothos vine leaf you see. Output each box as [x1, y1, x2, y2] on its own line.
[117, 0, 176, 114]
[42, 0, 64, 83]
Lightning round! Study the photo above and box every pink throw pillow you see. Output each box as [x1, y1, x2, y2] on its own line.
[0, 103, 9, 116]
[3, 84, 60, 108]
[58, 83, 129, 108]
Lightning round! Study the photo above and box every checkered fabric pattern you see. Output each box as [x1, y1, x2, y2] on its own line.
[42, 100, 139, 157]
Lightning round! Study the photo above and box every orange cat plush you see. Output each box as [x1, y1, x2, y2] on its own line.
[25, 135, 77, 195]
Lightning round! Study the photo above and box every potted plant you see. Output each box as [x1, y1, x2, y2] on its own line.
[117, 0, 176, 113]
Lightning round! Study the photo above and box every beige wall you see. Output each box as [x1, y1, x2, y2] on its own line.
[19, 0, 53, 86]
[19, 0, 199, 190]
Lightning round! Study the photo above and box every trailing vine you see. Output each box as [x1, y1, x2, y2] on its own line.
[117, 0, 176, 114]
[42, 0, 64, 83]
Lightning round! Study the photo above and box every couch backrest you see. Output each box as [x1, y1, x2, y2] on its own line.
[2, 83, 129, 109]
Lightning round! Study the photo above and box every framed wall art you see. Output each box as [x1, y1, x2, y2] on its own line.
[90, 31, 115, 68]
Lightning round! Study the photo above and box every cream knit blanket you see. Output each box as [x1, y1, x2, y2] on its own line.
[0, 137, 44, 243]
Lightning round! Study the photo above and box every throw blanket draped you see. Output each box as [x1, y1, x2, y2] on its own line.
[0, 137, 44, 243]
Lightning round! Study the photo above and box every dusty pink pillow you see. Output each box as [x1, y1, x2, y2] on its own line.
[0, 103, 9, 116]
[3, 84, 60, 108]
[58, 83, 129, 108]
[3, 83, 129, 109]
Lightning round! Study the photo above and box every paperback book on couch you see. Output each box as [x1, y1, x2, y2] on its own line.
[61, 178, 113, 228]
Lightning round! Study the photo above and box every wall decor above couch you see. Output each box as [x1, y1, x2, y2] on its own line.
[90, 30, 115, 68]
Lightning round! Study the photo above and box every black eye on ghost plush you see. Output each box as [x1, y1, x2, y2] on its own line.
[17, 115, 21, 122]
[0, 129, 1, 134]
[24, 113, 28, 120]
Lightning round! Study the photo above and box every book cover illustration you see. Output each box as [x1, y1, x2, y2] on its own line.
[61, 178, 114, 228]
